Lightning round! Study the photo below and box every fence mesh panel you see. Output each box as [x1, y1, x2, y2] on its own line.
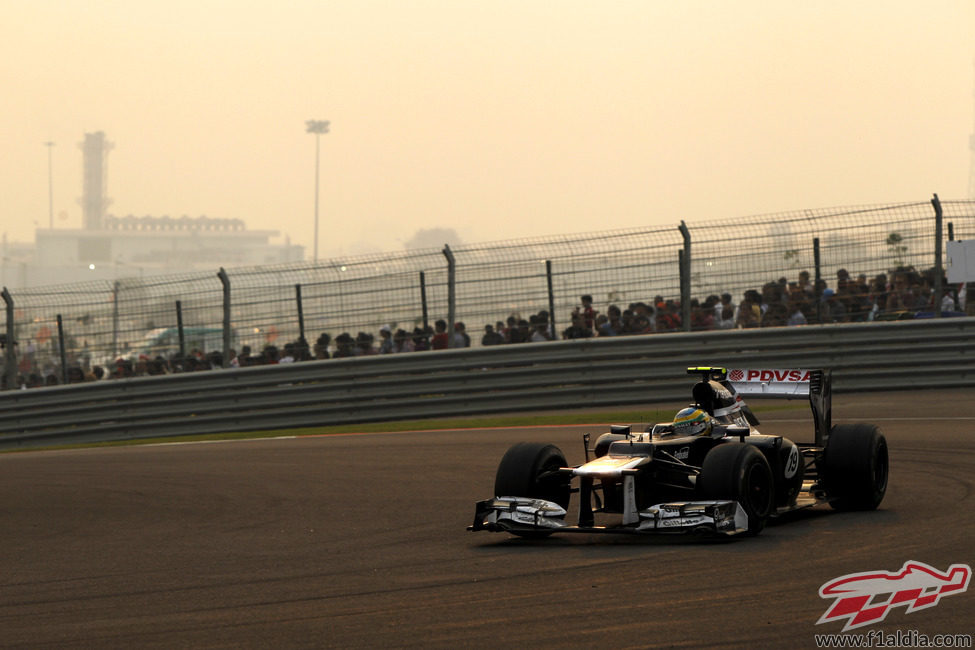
[3, 199, 974, 386]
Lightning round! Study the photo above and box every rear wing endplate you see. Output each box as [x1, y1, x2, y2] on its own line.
[687, 367, 832, 447]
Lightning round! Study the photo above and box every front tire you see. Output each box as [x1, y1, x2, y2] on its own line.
[822, 423, 888, 511]
[698, 443, 773, 535]
[494, 442, 570, 538]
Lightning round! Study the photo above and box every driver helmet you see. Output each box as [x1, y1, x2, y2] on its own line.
[672, 407, 713, 437]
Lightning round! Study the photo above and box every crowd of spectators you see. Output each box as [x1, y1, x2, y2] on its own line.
[1, 264, 968, 390]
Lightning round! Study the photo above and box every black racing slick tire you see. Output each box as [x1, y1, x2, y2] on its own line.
[698, 443, 774, 536]
[822, 423, 888, 511]
[494, 442, 570, 509]
[494, 443, 570, 538]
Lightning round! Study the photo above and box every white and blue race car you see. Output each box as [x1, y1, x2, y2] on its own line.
[469, 367, 888, 538]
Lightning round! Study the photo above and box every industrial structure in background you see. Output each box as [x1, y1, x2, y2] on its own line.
[1, 131, 303, 289]
[970, 57, 975, 200]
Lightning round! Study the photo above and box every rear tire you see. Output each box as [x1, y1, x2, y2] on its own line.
[698, 443, 773, 535]
[494, 442, 570, 538]
[822, 423, 888, 511]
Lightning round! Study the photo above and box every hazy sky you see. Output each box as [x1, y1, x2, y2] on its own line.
[3, 1, 974, 258]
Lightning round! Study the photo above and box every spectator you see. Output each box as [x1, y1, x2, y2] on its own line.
[536, 310, 554, 339]
[714, 293, 736, 328]
[392, 328, 413, 353]
[820, 288, 847, 323]
[529, 315, 552, 342]
[690, 298, 714, 331]
[595, 314, 614, 336]
[631, 313, 652, 334]
[314, 334, 331, 360]
[262, 345, 280, 364]
[787, 299, 809, 326]
[736, 291, 761, 329]
[333, 333, 355, 358]
[451, 322, 470, 348]
[761, 282, 785, 316]
[842, 279, 872, 322]
[503, 315, 518, 343]
[236, 344, 252, 366]
[836, 268, 852, 293]
[295, 337, 312, 361]
[355, 332, 376, 355]
[761, 301, 788, 327]
[495, 321, 506, 340]
[797, 270, 814, 297]
[868, 274, 888, 314]
[715, 302, 736, 329]
[886, 270, 918, 312]
[411, 327, 430, 352]
[66, 366, 86, 383]
[562, 312, 593, 339]
[631, 301, 655, 331]
[378, 325, 394, 354]
[481, 324, 505, 346]
[507, 319, 531, 343]
[606, 305, 623, 335]
[578, 294, 597, 330]
[620, 308, 637, 334]
[431, 320, 449, 350]
[148, 356, 168, 375]
[652, 301, 679, 332]
[278, 343, 296, 363]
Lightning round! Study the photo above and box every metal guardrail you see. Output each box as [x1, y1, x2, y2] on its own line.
[1, 317, 973, 450]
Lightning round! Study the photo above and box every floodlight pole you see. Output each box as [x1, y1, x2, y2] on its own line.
[305, 120, 330, 263]
[44, 141, 54, 229]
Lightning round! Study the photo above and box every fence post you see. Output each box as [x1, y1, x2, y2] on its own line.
[295, 283, 306, 342]
[678, 221, 691, 331]
[813, 237, 822, 324]
[442, 245, 456, 346]
[217, 268, 231, 368]
[419, 271, 429, 331]
[2, 287, 15, 390]
[175, 300, 186, 358]
[545, 260, 556, 339]
[56, 314, 67, 384]
[932, 193, 943, 318]
[111, 281, 120, 360]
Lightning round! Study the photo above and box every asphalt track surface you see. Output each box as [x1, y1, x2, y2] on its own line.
[1, 390, 973, 649]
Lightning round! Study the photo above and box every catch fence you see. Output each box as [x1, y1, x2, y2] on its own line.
[2, 196, 974, 388]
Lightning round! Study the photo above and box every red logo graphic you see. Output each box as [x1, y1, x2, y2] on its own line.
[729, 369, 744, 381]
[743, 369, 810, 382]
[818, 561, 971, 631]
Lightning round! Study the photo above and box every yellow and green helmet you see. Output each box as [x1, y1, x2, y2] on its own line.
[673, 407, 712, 436]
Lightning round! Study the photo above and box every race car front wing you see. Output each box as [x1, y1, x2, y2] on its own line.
[468, 497, 749, 536]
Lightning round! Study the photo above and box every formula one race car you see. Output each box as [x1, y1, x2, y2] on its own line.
[469, 367, 888, 538]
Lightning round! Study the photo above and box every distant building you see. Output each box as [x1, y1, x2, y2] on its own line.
[4, 131, 303, 288]
[32, 216, 302, 284]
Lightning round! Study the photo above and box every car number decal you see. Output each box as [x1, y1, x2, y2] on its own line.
[784, 444, 800, 479]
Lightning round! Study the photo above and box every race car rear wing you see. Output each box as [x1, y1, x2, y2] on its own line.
[687, 367, 833, 448]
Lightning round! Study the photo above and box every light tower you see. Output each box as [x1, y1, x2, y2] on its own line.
[969, 57, 975, 199]
[306, 119, 329, 262]
[44, 141, 54, 228]
[79, 131, 113, 230]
